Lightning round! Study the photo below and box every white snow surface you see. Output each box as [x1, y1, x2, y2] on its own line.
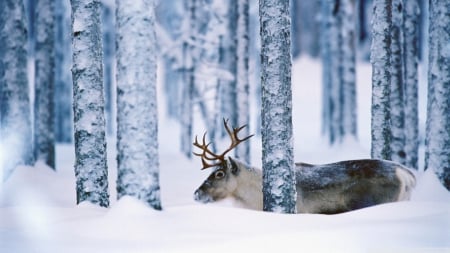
[1, 58, 450, 252]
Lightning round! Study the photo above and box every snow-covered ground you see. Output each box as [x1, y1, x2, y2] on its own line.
[1, 58, 449, 252]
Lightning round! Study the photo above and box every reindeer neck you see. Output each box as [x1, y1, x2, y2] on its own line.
[231, 165, 263, 210]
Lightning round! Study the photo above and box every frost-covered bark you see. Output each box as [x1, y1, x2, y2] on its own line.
[403, 0, 419, 169]
[0, 0, 34, 178]
[370, 0, 392, 160]
[234, 0, 251, 164]
[260, 0, 297, 213]
[70, 0, 109, 207]
[116, 0, 162, 209]
[340, 0, 357, 140]
[425, 0, 450, 190]
[389, 0, 405, 164]
[55, 0, 73, 143]
[34, 0, 55, 168]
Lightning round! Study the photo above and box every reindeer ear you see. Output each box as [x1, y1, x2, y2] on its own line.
[228, 157, 239, 175]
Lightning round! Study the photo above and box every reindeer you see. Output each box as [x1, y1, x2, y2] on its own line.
[193, 120, 416, 214]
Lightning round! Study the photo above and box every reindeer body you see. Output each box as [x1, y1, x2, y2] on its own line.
[194, 158, 416, 214]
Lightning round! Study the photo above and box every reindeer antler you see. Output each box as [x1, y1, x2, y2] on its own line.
[193, 119, 254, 170]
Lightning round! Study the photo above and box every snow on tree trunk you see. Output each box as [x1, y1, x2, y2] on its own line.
[70, 0, 109, 207]
[0, 0, 34, 178]
[389, 0, 406, 165]
[260, 0, 297, 213]
[340, 0, 357, 140]
[370, 0, 392, 160]
[234, 0, 251, 164]
[55, 0, 73, 143]
[34, 0, 55, 168]
[402, 0, 419, 169]
[116, 0, 162, 210]
[425, 0, 450, 190]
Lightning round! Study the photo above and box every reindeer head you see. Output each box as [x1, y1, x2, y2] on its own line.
[193, 119, 253, 204]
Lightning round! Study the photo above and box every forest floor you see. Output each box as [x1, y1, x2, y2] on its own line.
[1, 58, 449, 252]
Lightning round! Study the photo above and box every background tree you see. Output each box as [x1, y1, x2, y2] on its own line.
[321, 0, 357, 145]
[34, 0, 55, 168]
[70, 0, 109, 207]
[389, 0, 405, 165]
[116, 0, 162, 209]
[102, 1, 115, 136]
[370, 0, 392, 160]
[403, 0, 419, 169]
[425, 0, 450, 190]
[234, 0, 251, 164]
[0, 0, 34, 178]
[55, 0, 73, 143]
[260, 0, 297, 213]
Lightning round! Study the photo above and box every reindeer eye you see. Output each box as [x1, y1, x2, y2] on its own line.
[215, 170, 225, 179]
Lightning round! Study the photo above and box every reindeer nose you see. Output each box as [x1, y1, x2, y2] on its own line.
[194, 189, 202, 201]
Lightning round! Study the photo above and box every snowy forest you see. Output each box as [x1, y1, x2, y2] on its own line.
[0, 0, 449, 252]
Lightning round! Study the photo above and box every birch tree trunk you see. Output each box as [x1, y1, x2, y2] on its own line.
[55, 0, 73, 143]
[370, 0, 392, 160]
[34, 0, 55, 168]
[234, 0, 251, 164]
[0, 0, 33, 178]
[260, 0, 297, 213]
[340, 0, 357, 140]
[403, 0, 419, 169]
[389, 0, 406, 164]
[425, 0, 450, 190]
[70, 0, 109, 207]
[116, 0, 162, 209]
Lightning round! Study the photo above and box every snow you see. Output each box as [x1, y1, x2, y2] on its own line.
[1, 58, 450, 252]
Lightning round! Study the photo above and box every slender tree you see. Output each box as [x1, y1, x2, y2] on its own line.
[70, 0, 109, 207]
[102, 2, 115, 135]
[425, 0, 450, 190]
[370, 0, 392, 160]
[0, 0, 34, 178]
[340, 0, 357, 140]
[180, 0, 197, 158]
[34, 0, 56, 168]
[234, 0, 251, 164]
[389, 0, 406, 164]
[260, 0, 297, 213]
[403, 0, 419, 169]
[55, 0, 73, 143]
[116, 0, 162, 209]
[321, 0, 357, 144]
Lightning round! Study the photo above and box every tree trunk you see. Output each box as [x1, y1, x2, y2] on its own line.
[370, 0, 392, 160]
[34, 0, 55, 168]
[0, 0, 34, 178]
[260, 0, 297, 213]
[389, 0, 406, 164]
[55, 0, 73, 143]
[340, 0, 357, 140]
[402, 0, 419, 169]
[425, 0, 450, 190]
[70, 0, 109, 207]
[116, 0, 162, 209]
[234, 0, 251, 164]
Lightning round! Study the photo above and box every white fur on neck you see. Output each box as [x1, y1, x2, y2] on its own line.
[228, 159, 263, 210]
